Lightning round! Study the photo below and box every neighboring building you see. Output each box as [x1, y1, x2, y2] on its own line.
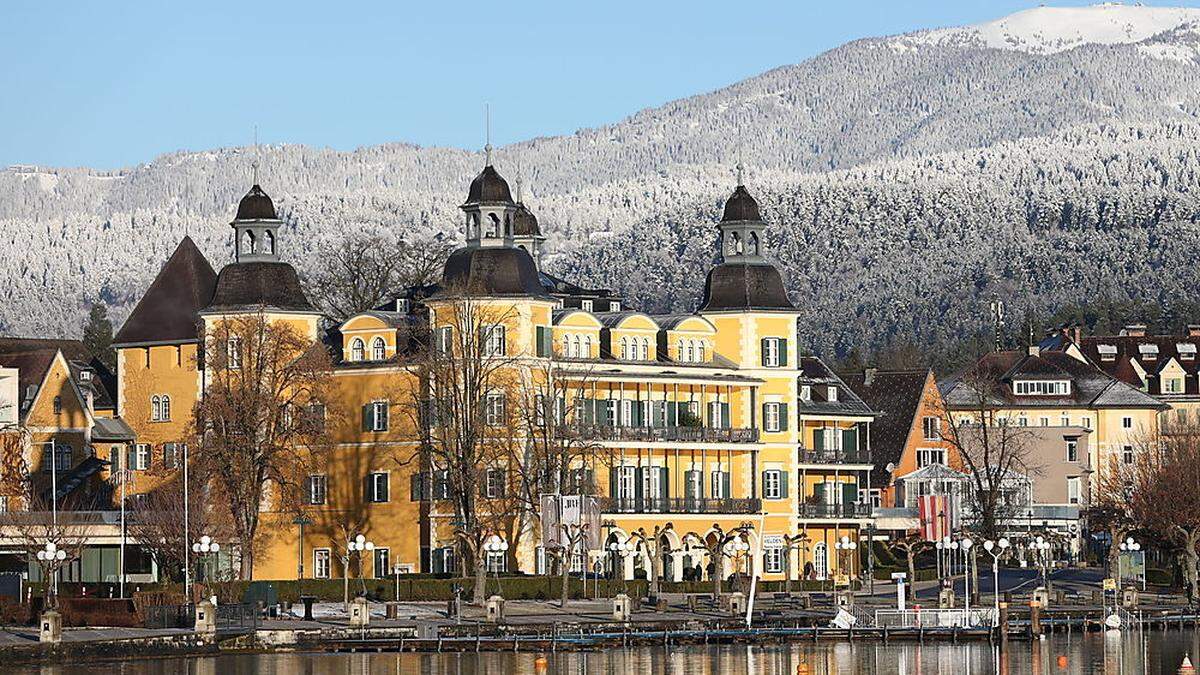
[1044, 324, 1200, 434]
[98, 157, 875, 584]
[839, 369, 959, 509]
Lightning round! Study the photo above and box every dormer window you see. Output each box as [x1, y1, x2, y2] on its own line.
[350, 338, 365, 362]
[78, 370, 91, 383]
[1179, 343, 1196, 361]
[827, 386, 838, 402]
[1013, 379, 1071, 396]
[800, 385, 812, 402]
[371, 337, 386, 361]
[1097, 344, 1117, 362]
[581, 300, 593, 312]
[1138, 344, 1159, 361]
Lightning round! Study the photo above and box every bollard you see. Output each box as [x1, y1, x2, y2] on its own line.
[1121, 586, 1138, 608]
[836, 591, 855, 608]
[998, 602, 1010, 642]
[1029, 601, 1042, 635]
[726, 592, 746, 616]
[938, 588, 956, 609]
[385, 601, 400, 620]
[194, 599, 217, 638]
[612, 593, 632, 622]
[39, 610, 62, 644]
[349, 596, 370, 627]
[486, 595, 506, 624]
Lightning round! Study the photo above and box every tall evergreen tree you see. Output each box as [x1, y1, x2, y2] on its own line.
[81, 303, 115, 371]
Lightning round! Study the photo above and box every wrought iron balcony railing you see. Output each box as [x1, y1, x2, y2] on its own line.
[797, 502, 872, 518]
[798, 447, 872, 464]
[563, 425, 759, 444]
[597, 496, 762, 515]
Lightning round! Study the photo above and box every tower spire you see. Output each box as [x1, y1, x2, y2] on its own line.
[515, 160, 523, 203]
[484, 103, 493, 166]
[735, 110, 745, 186]
[252, 124, 260, 185]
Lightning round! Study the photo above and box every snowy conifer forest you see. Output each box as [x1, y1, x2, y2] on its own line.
[6, 5, 1200, 365]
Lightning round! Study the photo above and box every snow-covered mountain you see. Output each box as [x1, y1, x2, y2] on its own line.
[5, 4, 1200, 363]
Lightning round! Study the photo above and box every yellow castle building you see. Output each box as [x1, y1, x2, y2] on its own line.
[92, 155, 877, 585]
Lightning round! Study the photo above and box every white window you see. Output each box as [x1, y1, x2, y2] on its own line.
[619, 337, 629, 360]
[483, 324, 506, 357]
[711, 469, 728, 498]
[350, 338, 365, 362]
[374, 548, 390, 579]
[151, 394, 171, 421]
[371, 337, 386, 361]
[1082, 416, 1093, 430]
[1123, 445, 1134, 465]
[1061, 415, 1070, 426]
[583, 335, 592, 358]
[370, 400, 389, 431]
[1067, 477, 1081, 505]
[616, 466, 636, 500]
[227, 337, 242, 369]
[922, 416, 940, 441]
[134, 443, 150, 471]
[571, 335, 581, 358]
[1013, 380, 1071, 396]
[640, 338, 649, 361]
[434, 326, 452, 355]
[581, 300, 593, 311]
[1039, 417, 1050, 427]
[486, 549, 507, 573]
[917, 448, 945, 468]
[764, 403, 782, 432]
[1179, 343, 1196, 360]
[162, 442, 183, 469]
[827, 386, 838, 402]
[763, 338, 781, 367]
[764, 547, 784, 574]
[485, 468, 506, 499]
[308, 474, 327, 505]
[763, 469, 783, 499]
[1164, 377, 1184, 394]
[314, 549, 331, 579]
[1139, 344, 1158, 360]
[800, 385, 812, 402]
[611, 301, 621, 312]
[368, 472, 390, 503]
[697, 341, 706, 362]
[1122, 416, 1133, 429]
[485, 392, 506, 426]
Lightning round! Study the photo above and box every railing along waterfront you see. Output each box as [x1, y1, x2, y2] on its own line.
[597, 496, 762, 514]
[874, 608, 996, 629]
[563, 425, 759, 444]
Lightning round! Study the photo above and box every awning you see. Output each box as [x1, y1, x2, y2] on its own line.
[91, 417, 135, 442]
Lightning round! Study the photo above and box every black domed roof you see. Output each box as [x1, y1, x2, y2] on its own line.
[512, 203, 540, 236]
[206, 261, 314, 312]
[438, 246, 549, 298]
[721, 185, 762, 223]
[466, 165, 514, 205]
[235, 184, 279, 221]
[699, 262, 794, 312]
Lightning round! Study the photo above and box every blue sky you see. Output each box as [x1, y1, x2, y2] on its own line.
[0, 1, 1177, 169]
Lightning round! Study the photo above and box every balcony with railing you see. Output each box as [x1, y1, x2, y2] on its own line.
[597, 496, 762, 515]
[798, 446, 872, 464]
[797, 502, 872, 519]
[563, 425, 760, 444]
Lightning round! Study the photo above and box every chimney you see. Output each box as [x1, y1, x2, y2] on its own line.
[1028, 344, 1040, 357]
[1189, 324, 1200, 337]
[864, 368, 877, 386]
[1071, 324, 1082, 346]
[1122, 324, 1147, 337]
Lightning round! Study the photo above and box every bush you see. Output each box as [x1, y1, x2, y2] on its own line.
[0, 597, 32, 626]
[58, 598, 139, 627]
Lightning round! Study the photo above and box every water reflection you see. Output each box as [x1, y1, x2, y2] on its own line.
[13, 630, 1200, 674]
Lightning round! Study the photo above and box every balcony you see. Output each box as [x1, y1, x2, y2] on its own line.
[798, 447, 872, 464]
[597, 496, 762, 515]
[563, 425, 760, 444]
[798, 502, 872, 519]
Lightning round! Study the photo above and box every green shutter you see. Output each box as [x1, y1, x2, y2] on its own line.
[813, 481, 826, 502]
[722, 472, 731, 499]
[813, 428, 824, 450]
[609, 467, 618, 499]
[761, 470, 769, 498]
[780, 470, 790, 499]
[843, 427, 858, 453]
[362, 404, 372, 432]
[760, 338, 769, 367]
[666, 402, 678, 427]
[126, 446, 136, 471]
[779, 403, 789, 431]
[841, 482, 857, 506]
[634, 467, 645, 503]
[720, 403, 730, 429]
[536, 326, 551, 357]
[779, 339, 789, 367]
[659, 467, 669, 500]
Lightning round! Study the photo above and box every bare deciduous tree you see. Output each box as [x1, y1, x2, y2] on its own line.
[888, 533, 932, 600]
[192, 311, 335, 579]
[126, 474, 227, 587]
[1125, 425, 1200, 601]
[303, 233, 453, 321]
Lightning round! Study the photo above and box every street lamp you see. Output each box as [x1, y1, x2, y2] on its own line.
[982, 538, 1010, 626]
[191, 535, 221, 587]
[392, 562, 404, 602]
[1029, 536, 1051, 590]
[483, 535, 510, 597]
[608, 538, 636, 594]
[1118, 537, 1141, 588]
[724, 537, 751, 593]
[960, 538, 974, 615]
[834, 536, 858, 591]
[36, 542, 67, 607]
[344, 534, 374, 606]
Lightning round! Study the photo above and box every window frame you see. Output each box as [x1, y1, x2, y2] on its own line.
[371, 337, 386, 361]
[313, 548, 331, 579]
[308, 474, 328, 505]
[367, 471, 390, 503]
[763, 469, 782, 500]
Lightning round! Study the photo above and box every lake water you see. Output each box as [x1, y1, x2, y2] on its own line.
[12, 630, 1200, 674]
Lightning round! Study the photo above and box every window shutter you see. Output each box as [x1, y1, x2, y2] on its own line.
[760, 338, 769, 367]
[363, 474, 372, 502]
[609, 467, 618, 499]
[780, 471, 790, 499]
[779, 403, 789, 431]
[634, 467, 645, 504]
[432, 548, 444, 575]
[722, 472, 731, 499]
[841, 482, 857, 506]
[779, 339, 789, 367]
[842, 426, 858, 453]
[126, 446, 136, 471]
[362, 404, 372, 432]
[684, 470, 697, 499]
[659, 467, 669, 500]
[720, 403, 730, 428]
[379, 403, 389, 431]
[666, 402, 678, 427]
[761, 470, 769, 498]
[380, 475, 390, 502]
[761, 403, 770, 431]
[536, 326, 550, 357]
[813, 428, 824, 450]
[410, 473, 423, 501]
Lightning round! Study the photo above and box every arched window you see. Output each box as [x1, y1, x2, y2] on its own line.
[813, 542, 828, 580]
[583, 335, 592, 358]
[161, 395, 171, 421]
[748, 232, 759, 256]
[641, 338, 650, 361]
[371, 337, 386, 361]
[619, 337, 628, 360]
[242, 230, 256, 255]
[571, 335, 581, 358]
[697, 341, 707, 363]
[350, 338, 365, 362]
[730, 231, 743, 255]
[561, 335, 571, 356]
[487, 213, 500, 238]
[265, 230, 276, 254]
[676, 340, 685, 362]
[151, 396, 161, 422]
